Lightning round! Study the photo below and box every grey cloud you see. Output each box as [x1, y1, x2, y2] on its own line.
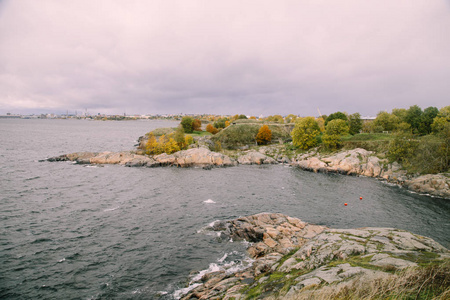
[1, 0, 449, 116]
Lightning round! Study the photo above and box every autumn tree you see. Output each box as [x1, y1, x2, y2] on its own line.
[256, 125, 272, 145]
[322, 119, 349, 150]
[291, 117, 320, 150]
[192, 118, 202, 131]
[206, 124, 219, 134]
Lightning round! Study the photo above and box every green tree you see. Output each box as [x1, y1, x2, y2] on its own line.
[238, 114, 248, 119]
[431, 106, 450, 133]
[418, 106, 439, 134]
[392, 108, 408, 123]
[322, 119, 349, 150]
[325, 111, 348, 126]
[173, 126, 186, 149]
[291, 117, 320, 150]
[387, 132, 417, 166]
[285, 114, 297, 123]
[256, 125, 272, 145]
[405, 105, 423, 133]
[373, 111, 399, 132]
[180, 116, 194, 133]
[348, 113, 362, 135]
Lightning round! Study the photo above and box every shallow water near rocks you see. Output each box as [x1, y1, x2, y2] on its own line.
[1, 119, 449, 299]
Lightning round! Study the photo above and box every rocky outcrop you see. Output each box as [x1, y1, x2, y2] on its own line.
[47, 147, 236, 168]
[237, 150, 277, 165]
[179, 213, 449, 300]
[403, 174, 450, 199]
[292, 148, 450, 199]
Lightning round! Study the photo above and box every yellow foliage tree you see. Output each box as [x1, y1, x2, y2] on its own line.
[256, 125, 272, 145]
[164, 137, 180, 154]
[184, 135, 194, 147]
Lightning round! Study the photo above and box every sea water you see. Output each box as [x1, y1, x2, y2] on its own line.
[1, 119, 449, 299]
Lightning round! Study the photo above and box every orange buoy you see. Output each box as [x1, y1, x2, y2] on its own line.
[360, 197, 363, 200]
[344, 203, 348, 206]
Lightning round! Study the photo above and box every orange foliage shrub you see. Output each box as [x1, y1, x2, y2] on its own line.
[206, 124, 219, 134]
[256, 125, 272, 145]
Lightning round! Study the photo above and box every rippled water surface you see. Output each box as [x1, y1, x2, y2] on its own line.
[1, 119, 449, 299]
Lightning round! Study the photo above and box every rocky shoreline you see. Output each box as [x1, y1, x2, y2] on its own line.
[46, 147, 449, 199]
[46, 147, 276, 169]
[290, 148, 449, 199]
[179, 213, 449, 300]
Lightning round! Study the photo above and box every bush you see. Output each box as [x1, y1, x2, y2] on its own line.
[291, 117, 320, 150]
[256, 125, 272, 145]
[387, 132, 418, 166]
[322, 119, 349, 150]
[180, 116, 194, 133]
[206, 124, 219, 134]
[192, 119, 202, 131]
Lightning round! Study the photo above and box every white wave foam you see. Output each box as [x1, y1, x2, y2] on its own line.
[173, 251, 254, 299]
[58, 258, 65, 263]
[173, 283, 202, 299]
[103, 206, 120, 212]
[203, 199, 216, 204]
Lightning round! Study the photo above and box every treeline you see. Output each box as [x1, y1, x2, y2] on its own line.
[290, 105, 449, 174]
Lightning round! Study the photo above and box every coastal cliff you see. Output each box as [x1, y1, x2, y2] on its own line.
[179, 213, 449, 300]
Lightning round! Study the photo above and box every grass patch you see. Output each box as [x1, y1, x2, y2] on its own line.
[189, 131, 212, 137]
[341, 133, 393, 142]
[292, 260, 450, 300]
[149, 127, 176, 136]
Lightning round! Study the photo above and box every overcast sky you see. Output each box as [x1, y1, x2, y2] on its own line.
[1, 0, 449, 116]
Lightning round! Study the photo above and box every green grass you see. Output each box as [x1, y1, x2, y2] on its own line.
[189, 130, 212, 137]
[341, 133, 394, 142]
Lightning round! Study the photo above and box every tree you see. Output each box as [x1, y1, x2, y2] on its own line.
[419, 106, 438, 134]
[285, 114, 297, 123]
[206, 124, 219, 134]
[322, 119, 349, 150]
[325, 112, 347, 126]
[431, 106, 450, 133]
[387, 132, 417, 166]
[348, 113, 362, 135]
[164, 137, 180, 154]
[373, 111, 399, 132]
[392, 108, 408, 123]
[192, 119, 202, 131]
[316, 117, 325, 132]
[291, 117, 320, 150]
[405, 105, 423, 133]
[180, 116, 194, 133]
[145, 133, 159, 155]
[173, 126, 186, 148]
[238, 114, 248, 119]
[256, 125, 272, 145]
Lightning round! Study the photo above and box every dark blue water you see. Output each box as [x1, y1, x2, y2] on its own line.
[1, 119, 449, 299]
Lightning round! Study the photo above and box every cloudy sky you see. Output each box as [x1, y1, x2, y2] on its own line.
[1, 0, 449, 116]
